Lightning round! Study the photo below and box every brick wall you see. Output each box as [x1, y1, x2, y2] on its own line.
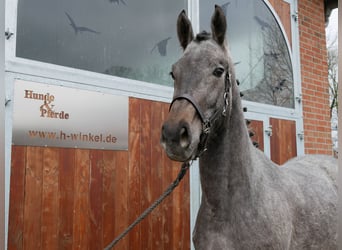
[298, 0, 333, 155]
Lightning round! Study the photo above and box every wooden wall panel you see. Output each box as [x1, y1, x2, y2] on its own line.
[248, 120, 264, 152]
[128, 97, 142, 249]
[151, 102, 164, 250]
[269, 0, 292, 48]
[162, 104, 175, 250]
[41, 148, 59, 250]
[23, 147, 43, 250]
[72, 149, 90, 250]
[270, 118, 297, 165]
[102, 151, 116, 247]
[89, 150, 104, 249]
[8, 97, 190, 250]
[8, 146, 25, 250]
[140, 99, 152, 250]
[113, 151, 129, 250]
[59, 149, 75, 250]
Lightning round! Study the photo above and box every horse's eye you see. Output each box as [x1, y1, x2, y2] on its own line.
[213, 67, 225, 77]
[170, 72, 175, 80]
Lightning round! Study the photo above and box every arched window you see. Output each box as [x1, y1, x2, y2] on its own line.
[200, 0, 294, 108]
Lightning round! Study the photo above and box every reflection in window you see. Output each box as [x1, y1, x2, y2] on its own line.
[200, 0, 294, 108]
[16, 0, 187, 86]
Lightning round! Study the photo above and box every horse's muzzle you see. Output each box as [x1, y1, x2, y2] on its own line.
[160, 100, 202, 162]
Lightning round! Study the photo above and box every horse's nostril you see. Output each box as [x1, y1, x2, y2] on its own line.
[161, 122, 191, 149]
[179, 127, 190, 148]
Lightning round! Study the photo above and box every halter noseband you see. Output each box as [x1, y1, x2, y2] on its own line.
[169, 72, 232, 159]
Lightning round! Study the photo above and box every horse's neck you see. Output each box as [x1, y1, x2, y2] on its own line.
[199, 92, 255, 211]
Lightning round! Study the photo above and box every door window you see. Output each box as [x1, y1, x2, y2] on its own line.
[16, 0, 187, 86]
[200, 0, 294, 108]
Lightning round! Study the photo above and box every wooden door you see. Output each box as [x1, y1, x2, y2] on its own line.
[247, 119, 265, 152]
[8, 97, 190, 250]
[270, 118, 297, 165]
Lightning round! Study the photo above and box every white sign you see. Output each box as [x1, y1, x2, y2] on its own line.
[12, 79, 128, 150]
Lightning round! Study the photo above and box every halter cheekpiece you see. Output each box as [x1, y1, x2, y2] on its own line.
[169, 71, 232, 159]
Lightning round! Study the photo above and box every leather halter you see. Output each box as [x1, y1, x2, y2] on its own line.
[169, 72, 232, 159]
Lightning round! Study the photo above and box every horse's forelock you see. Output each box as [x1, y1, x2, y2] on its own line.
[195, 31, 211, 43]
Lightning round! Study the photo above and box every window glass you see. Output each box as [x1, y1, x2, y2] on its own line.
[200, 0, 294, 108]
[16, 0, 187, 86]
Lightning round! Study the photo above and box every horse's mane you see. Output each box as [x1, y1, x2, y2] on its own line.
[195, 31, 211, 43]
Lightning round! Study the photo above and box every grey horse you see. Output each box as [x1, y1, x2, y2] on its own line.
[161, 5, 337, 250]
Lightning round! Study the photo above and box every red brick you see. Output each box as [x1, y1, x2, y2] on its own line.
[298, 0, 332, 155]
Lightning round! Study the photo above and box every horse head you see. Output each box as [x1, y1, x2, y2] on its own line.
[161, 5, 236, 162]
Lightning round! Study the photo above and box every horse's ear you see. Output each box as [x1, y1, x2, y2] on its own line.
[177, 10, 194, 50]
[211, 5, 227, 46]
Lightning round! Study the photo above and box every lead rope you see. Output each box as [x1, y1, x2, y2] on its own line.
[103, 161, 191, 250]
